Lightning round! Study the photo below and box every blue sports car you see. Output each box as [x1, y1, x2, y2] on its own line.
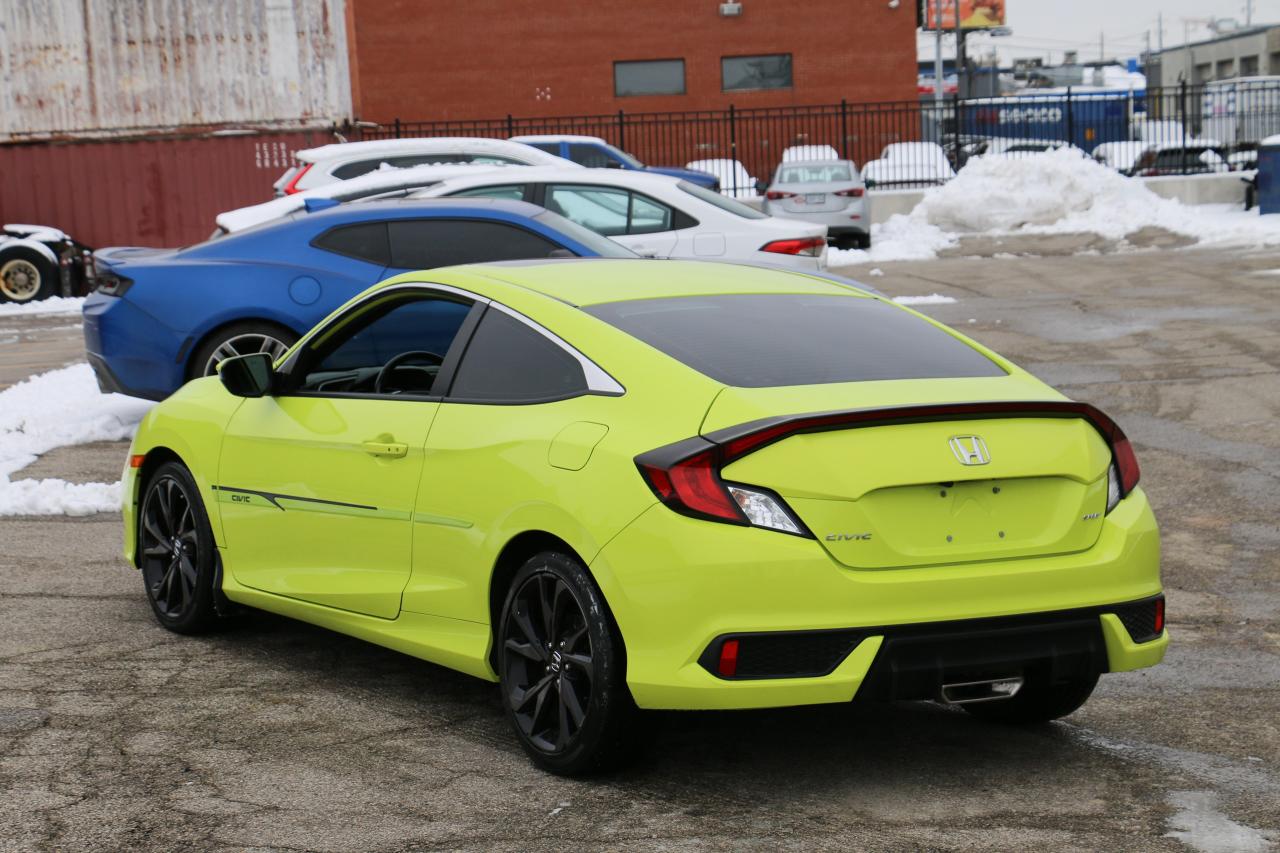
[83, 199, 634, 400]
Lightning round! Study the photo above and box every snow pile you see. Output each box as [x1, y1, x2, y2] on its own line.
[892, 294, 958, 306]
[0, 296, 85, 317]
[829, 148, 1280, 265]
[0, 363, 153, 516]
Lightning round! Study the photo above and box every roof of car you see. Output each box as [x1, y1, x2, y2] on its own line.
[417, 165, 682, 193]
[510, 134, 610, 145]
[297, 137, 561, 163]
[303, 196, 548, 221]
[460, 258, 871, 307]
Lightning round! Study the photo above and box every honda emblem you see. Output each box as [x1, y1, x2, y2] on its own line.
[949, 435, 990, 466]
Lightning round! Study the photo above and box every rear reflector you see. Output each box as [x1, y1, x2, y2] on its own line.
[282, 162, 313, 195]
[129, 454, 146, 468]
[1153, 597, 1165, 634]
[760, 236, 826, 257]
[718, 639, 740, 677]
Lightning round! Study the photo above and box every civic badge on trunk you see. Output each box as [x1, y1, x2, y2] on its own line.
[949, 435, 991, 466]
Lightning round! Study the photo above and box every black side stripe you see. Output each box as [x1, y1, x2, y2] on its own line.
[211, 485, 378, 513]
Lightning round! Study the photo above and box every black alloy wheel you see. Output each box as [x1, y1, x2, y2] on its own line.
[138, 462, 219, 634]
[498, 552, 635, 775]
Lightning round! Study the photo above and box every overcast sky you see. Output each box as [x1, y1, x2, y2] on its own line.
[916, 0, 1280, 64]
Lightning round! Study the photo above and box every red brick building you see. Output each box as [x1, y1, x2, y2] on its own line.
[345, 0, 919, 122]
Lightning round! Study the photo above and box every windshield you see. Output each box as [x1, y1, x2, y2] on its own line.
[677, 181, 768, 219]
[601, 143, 644, 169]
[585, 294, 1005, 387]
[532, 210, 638, 258]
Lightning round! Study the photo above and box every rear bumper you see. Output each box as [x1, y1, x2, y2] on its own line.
[83, 292, 185, 400]
[590, 488, 1163, 710]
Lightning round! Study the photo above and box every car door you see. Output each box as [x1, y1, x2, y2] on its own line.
[381, 217, 570, 276]
[402, 301, 622, 622]
[216, 286, 480, 619]
[542, 184, 680, 256]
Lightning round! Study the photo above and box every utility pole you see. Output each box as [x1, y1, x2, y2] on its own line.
[1246, 0, 1254, 26]
[953, 1, 966, 99]
[1158, 12, 1164, 50]
[933, 0, 944, 104]
[1100, 31, 1105, 62]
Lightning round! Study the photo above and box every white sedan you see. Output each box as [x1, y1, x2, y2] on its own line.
[272, 137, 575, 196]
[412, 166, 829, 270]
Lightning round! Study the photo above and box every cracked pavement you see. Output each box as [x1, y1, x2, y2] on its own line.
[1, 245, 1278, 851]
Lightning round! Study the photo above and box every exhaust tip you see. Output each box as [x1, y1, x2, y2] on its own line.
[940, 677, 1024, 705]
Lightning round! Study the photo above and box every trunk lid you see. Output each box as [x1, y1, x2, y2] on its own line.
[707, 380, 1112, 569]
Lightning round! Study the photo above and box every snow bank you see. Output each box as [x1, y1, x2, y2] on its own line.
[892, 294, 958, 306]
[829, 149, 1280, 265]
[0, 363, 153, 516]
[0, 296, 85, 317]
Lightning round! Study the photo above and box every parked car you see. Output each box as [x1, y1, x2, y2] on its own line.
[509, 134, 720, 190]
[1092, 141, 1149, 175]
[684, 158, 757, 199]
[82, 199, 634, 400]
[976, 138, 1079, 158]
[0, 224, 92, 304]
[1131, 141, 1230, 177]
[412, 166, 829, 270]
[121, 258, 1165, 775]
[1228, 147, 1258, 171]
[861, 142, 955, 189]
[759, 159, 869, 249]
[219, 163, 532, 235]
[273, 137, 571, 196]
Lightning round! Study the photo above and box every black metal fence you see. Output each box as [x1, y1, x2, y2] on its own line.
[353, 81, 1280, 196]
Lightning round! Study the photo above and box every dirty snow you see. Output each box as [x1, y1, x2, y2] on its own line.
[0, 363, 153, 516]
[0, 296, 85, 317]
[892, 294, 957, 306]
[829, 148, 1280, 265]
[1164, 791, 1275, 853]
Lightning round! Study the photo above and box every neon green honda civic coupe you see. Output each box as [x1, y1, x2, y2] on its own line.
[121, 259, 1166, 774]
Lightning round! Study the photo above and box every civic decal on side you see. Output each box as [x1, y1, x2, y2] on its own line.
[210, 485, 392, 518]
[826, 533, 873, 541]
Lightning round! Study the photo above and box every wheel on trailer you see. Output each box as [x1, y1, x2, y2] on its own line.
[137, 461, 222, 634]
[497, 550, 637, 775]
[189, 321, 298, 380]
[0, 248, 57, 303]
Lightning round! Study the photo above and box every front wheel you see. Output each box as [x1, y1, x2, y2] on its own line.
[497, 551, 636, 775]
[138, 461, 220, 634]
[961, 671, 1099, 724]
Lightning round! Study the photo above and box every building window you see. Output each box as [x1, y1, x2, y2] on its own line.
[614, 59, 685, 97]
[1270, 52, 1280, 75]
[1216, 59, 1235, 79]
[1241, 55, 1259, 76]
[1194, 62, 1212, 83]
[721, 54, 793, 92]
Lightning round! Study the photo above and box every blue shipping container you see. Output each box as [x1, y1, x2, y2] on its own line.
[959, 91, 1135, 152]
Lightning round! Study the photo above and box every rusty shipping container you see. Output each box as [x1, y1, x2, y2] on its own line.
[1, 0, 351, 141]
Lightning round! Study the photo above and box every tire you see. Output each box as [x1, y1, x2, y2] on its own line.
[961, 670, 1099, 725]
[497, 551, 637, 775]
[189, 321, 298, 380]
[137, 461, 220, 634]
[0, 248, 57, 303]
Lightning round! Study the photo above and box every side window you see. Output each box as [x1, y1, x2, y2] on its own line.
[312, 222, 390, 266]
[545, 186, 630, 236]
[567, 143, 617, 169]
[292, 293, 473, 396]
[448, 184, 528, 201]
[387, 219, 564, 269]
[524, 142, 561, 155]
[629, 193, 675, 234]
[546, 185, 680, 236]
[332, 159, 385, 180]
[449, 308, 587, 403]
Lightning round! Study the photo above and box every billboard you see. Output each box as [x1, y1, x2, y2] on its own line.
[924, 0, 1006, 30]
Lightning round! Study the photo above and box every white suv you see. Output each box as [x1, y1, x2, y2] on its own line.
[272, 137, 576, 196]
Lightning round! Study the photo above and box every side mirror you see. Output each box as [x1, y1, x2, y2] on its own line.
[218, 353, 275, 398]
[754, 178, 769, 195]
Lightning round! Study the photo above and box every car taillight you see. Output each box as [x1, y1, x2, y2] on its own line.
[835, 187, 865, 198]
[95, 269, 133, 296]
[282, 163, 313, 195]
[765, 190, 796, 200]
[760, 236, 826, 257]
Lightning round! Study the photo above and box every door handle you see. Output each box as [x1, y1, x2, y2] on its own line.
[362, 440, 408, 458]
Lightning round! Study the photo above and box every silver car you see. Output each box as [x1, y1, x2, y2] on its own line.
[759, 159, 869, 249]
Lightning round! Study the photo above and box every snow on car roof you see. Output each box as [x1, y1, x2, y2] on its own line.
[216, 163, 510, 233]
[410, 165, 682, 195]
[510, 134, 610, 144]
[296, 136, 574, 164]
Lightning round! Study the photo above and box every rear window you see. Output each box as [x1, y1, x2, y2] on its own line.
[584, 294, 1005, 387]
[777, 163, 854, 183]
[676, 181, 768, 220]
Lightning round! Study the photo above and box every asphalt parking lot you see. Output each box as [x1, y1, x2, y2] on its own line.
[2, 244, 1278, 852]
